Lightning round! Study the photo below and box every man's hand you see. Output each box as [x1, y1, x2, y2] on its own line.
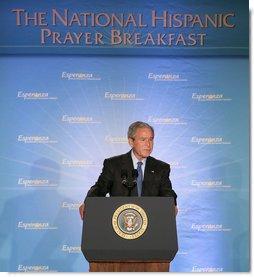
[175, 206, 178, 216]
[79, 204, 85, 220]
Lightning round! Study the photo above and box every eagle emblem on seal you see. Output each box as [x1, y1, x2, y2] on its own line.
[123, 212, 138, 231]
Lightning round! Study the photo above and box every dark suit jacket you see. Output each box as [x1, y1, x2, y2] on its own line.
[86, 151, 177, 205]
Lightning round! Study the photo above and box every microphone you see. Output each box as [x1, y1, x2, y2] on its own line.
[121, 169, 128, 186]
[132, 169, 138, 187]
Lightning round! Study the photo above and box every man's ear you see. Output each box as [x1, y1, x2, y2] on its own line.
[128, 138, 134, 148]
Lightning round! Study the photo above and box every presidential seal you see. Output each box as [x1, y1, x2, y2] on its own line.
[112, 203, 148, 239]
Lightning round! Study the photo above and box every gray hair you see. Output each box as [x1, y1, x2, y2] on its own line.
[127, 121, 154, 139]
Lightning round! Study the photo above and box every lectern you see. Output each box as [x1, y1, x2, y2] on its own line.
[81, 197, 178, 272]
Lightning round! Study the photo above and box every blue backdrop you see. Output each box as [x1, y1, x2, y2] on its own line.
[0, 0, 249, 272]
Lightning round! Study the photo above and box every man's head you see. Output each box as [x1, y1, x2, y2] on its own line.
[128, 121, 154, 160]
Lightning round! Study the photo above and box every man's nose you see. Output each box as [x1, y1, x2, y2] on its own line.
[145, 139, 151, 147]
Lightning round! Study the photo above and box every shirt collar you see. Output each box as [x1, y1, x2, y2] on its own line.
[131, 150, 147, 169]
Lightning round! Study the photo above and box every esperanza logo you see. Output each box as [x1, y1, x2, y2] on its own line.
[62, 115, 100, 124]
[17, 91, 57, 100]
[62, 71, 101, 80]
[62, 159, 93, 167]
[192, 266, 223, 272]
[148, 116, 187, 125]
[17, 135, 57, 144]
[191, 223, 231, 232]
[191, 136, 231, 145]
[18, 178, 53, 187]
[105, 135, 128, 143]
[62, 245, 81, 253]
[62, 202, 80, 210]
[104, 92, 143, 101]
[192, 93, 231, 101]
[148, 73, 187, 81]
[18, 265, 50, 272]
[18, 221, 58, 230]
[168, 161, 187, 169]
[191, 180, 231, 188]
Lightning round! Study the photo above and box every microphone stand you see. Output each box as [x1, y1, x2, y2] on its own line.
[123, 180, 136, 196]
[121, 169, 138, 196]
[128, 169, 138, 196]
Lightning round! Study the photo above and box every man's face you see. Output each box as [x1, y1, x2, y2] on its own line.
[128, 127, 154, 160]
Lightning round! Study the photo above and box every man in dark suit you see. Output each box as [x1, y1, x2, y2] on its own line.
[79, 121, 177, 219]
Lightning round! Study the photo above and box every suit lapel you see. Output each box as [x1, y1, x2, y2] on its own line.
[121, 151, 139, 195]
[142, 157, 155, 194]
[121, 151, 134, 173]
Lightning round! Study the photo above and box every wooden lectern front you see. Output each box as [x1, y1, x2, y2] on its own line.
[81, 197, 178, 272]
[89, 260, 170, 272]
